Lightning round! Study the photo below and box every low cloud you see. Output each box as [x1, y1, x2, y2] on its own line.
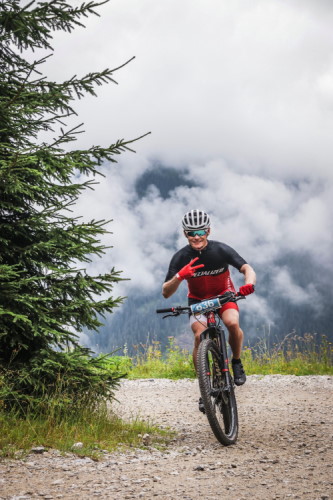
[75, 159, 333, 312]
[273, 267, 322, 311]
[44, 0, 333, 181]
[36, 0, 333, 336]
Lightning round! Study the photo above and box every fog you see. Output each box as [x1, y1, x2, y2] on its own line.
[30, 0, 333, 333]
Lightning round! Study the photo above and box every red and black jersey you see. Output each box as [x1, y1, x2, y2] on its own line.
[164, 240, 246, 300]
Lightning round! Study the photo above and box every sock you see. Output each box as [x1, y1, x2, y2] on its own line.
[232, 358, 241, 364]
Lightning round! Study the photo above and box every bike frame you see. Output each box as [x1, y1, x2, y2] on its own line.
[199, 311, 232, 387]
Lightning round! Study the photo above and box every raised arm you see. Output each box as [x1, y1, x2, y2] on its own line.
[238, 263, 256, 296]
[240, 263, 256, 285]
[162, 275, 181, 298]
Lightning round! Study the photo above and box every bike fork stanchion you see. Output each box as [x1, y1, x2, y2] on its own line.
[219, 329, 230, 374]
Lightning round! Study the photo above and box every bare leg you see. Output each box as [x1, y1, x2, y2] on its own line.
[221, 308, 244, 359]
[191, 320, 207, 372]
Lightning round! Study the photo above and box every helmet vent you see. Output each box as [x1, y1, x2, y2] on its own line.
[182, 209, 210, 231]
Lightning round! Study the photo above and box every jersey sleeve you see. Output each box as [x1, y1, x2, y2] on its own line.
[164, 247, 190, 282]
[164, 254, 180, 282]
[221, 243, 247, 270]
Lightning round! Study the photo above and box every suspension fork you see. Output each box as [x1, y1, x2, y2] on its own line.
[218, 326, 230, 373]
[206, 311, 230, 375]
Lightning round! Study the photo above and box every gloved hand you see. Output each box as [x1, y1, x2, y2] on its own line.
[176, 257, 204, 281]
[238, 284, 255, 296]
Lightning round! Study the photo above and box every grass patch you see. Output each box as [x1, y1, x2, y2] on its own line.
[106, 333, 333, 379]
[0, 403, 172, 460]
[129, 338, 196, 379]
[0, 355, 174, 460]
[110, 338, 196, 379]
[242, 332, 333, 376]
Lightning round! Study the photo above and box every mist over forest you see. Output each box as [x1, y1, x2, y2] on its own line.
[83, 165, 333, 356]
[39, 0, 333, 358]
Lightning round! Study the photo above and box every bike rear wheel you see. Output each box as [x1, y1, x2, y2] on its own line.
[197, 338, 238, 445]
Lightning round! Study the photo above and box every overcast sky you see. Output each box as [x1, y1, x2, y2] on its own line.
[36, 0, 333, 326]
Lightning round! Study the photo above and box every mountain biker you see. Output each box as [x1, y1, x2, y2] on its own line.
[162, 209, 256, 407]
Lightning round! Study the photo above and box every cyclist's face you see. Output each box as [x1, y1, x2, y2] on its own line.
[185, 228, 210, 251]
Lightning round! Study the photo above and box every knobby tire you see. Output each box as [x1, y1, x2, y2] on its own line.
[197, 338, 238, 446]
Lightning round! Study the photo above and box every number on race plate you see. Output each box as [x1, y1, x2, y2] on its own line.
[190, 298, 220, 315]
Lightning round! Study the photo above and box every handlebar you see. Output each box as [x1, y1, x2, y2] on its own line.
[156, 305, 190, 315]
[156, 291, 244, 318]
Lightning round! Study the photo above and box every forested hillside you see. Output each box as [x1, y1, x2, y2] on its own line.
[86, 165, 333, 355]
[93, 273, 333, 356]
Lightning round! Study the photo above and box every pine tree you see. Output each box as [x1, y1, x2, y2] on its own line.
[0, 0, 141, 413]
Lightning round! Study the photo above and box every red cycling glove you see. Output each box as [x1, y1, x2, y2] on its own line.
[176, 257, 205, 281]
[238, 284, 255, 296]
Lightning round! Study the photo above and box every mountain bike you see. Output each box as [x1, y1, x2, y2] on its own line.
[156, 291, 245, 446]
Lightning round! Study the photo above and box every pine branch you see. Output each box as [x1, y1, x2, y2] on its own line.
[0, 1, 110, 52]
[0, 0, 147, 413]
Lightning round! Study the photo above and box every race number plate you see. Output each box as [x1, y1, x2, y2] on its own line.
[190, 297, 221, 315]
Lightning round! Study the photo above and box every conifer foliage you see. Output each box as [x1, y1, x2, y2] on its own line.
[0, 0, 135, 413]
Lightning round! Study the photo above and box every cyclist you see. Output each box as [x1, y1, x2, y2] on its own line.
[162, 209, 256, 405]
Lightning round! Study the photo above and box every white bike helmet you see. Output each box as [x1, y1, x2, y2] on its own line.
[182, 209, 210, 231]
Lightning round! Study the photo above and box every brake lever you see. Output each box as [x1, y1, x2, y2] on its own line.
[162, 310, 184, 319]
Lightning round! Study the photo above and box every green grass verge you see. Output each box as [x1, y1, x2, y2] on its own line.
[0, 404, 173, 460]
[242, 333, 333, 376]
[106, 334, 333, 379]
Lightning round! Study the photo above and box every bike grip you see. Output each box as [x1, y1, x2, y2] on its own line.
[156, 308, 174, 313]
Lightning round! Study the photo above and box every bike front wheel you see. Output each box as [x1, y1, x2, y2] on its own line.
[197, 338, 238, 445]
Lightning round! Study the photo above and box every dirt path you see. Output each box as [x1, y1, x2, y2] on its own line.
[1, 375, 332, 499]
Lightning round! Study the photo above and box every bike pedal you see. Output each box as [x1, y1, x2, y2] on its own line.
[198, 398, 206, 414]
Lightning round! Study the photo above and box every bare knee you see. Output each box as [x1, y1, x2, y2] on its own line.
[221, 309, 240, 333]
[191, 322, 206, 348]
[224, 319, 239, 332]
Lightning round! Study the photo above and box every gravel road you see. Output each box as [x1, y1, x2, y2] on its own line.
[1, 375, 332, 499]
